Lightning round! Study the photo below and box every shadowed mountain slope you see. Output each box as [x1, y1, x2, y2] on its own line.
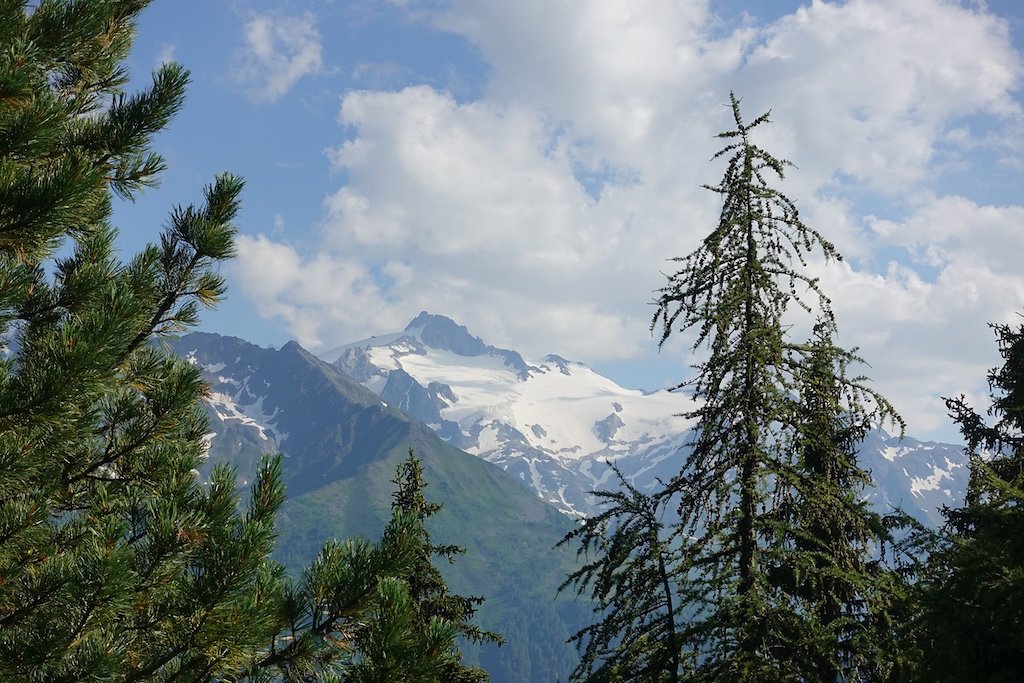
[168, 332, 588, 683]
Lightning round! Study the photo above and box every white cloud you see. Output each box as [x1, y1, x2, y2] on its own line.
[869, 195, 1024, 274]
[324, 87, 595, 258]
[234, 85, 658, 358]
[231, 234, 400, 349]
[155, 43, 176, 69]
[233, 0, 1023, 440]
[424, 0, 1020, 193]
[815, 197, 1024, 436]
[235, 12, 326, 103]
[732, 0, 1021, 192]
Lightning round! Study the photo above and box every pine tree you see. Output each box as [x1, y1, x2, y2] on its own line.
[0, 2, 287, 677]
[249, 450, 499, 682]
[230, 507, 434, 682]
[916, 317, 1024, 681]
[645, 93, 904, 681]
[0, 3, 485, 680]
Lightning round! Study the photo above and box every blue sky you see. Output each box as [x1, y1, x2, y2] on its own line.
[117, 0, 1024, 442]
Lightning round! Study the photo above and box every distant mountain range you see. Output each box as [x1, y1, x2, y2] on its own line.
[326, 312, 968, 526]
[168, 332, 587, 683]
[168, 314, 970, 681]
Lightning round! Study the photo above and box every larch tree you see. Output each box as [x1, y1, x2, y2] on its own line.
[562, 93, 908, 683]
[558, 464, 685, 683]
[770, 319, 911, 681]
[916, 317, 1024, 681]
[648, 93, 907, 682]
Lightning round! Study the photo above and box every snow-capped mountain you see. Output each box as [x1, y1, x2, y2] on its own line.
[327, 312, 968, 525]
[168, 332, 588, 682]
[327, 312, 699, 516]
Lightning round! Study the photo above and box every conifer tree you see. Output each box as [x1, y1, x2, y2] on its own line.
[246, 451, 499, 682]
[558, 465, 684, 682]
[562, 94, 908, 682]
[387, 449, 503, 683]
[916, 317, 1024, 681]
[0, 2, 286, 677]
[0, 3, 485, 680]
[609, 93, 902, 681]
[770, 319, 909, 681]
[230, 507, 436, 682]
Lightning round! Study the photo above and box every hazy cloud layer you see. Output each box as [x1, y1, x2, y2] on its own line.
[232, 0, 1023, 440]
[234, 12, 326, 102]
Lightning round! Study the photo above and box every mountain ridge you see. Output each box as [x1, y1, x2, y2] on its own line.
[169, 331, 587, 683]
[325, 312, 969, 526]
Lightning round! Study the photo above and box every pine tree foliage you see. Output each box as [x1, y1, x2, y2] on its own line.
[558, 464, 684, 683]
[562, 93, 907, 682]
[651, 100, 842, 672]
[344, 576, 462, 683]
[0, 2, 285, 678]
[0, 3, 490, 681]
[229, 508, 432, 682]
[228, 451, 501, 682]
[917, 317, 1024, 681]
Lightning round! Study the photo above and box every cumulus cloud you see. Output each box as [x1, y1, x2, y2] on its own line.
[800, 195, 1024, 435]
[426, 0, 747, 163]
[231, 88, 657, 356]
[233, 0, 1023, 439]
[324, 87, 594, 258]
[235, 12, 326, 103]
[231, 234, 402, 349]
[732, 0, 1021, 192]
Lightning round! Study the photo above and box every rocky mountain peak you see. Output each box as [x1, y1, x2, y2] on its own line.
[405, 311, 488, 356]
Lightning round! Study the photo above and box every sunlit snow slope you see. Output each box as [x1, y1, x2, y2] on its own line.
[325, 312, 969, 523]
[325, 312, 697, 515]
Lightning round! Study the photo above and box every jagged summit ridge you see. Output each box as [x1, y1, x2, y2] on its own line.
[325, 313, 969, 523]
[405, 311, 488, 356]
[324, 313, 697, 515]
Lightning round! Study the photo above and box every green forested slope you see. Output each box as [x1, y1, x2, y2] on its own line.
[172, 332, 588, 682]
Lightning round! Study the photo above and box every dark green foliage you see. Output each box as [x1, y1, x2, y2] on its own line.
[558, 465, 684, 682]
[651, 93, 907, 681]
[0, 3, 284, 677]
[231, 450, 502, 682]
[231, 505, 457, 682]
[389, 449, 503, 682]
[0, 2, 487, 680]
[563, 94, 909, 682]
[771, 320, 911, 681]
[916, 318, 1024, 681]
[650, 100, 844, 675]
[344, 576, 461, 683]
